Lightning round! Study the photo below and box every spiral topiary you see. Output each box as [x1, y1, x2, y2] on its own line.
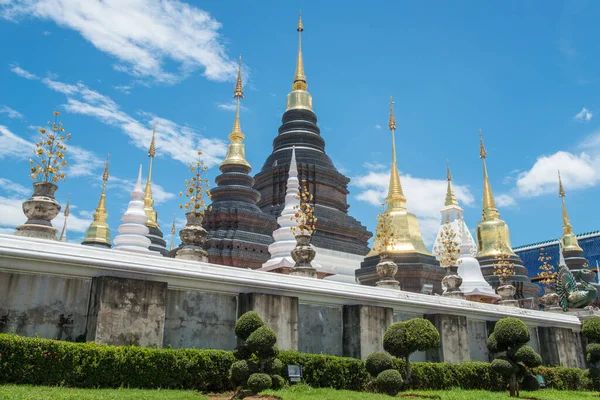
[376, 369, 403, 396]
[365, 352, 395, 378]
[229, 312, 282, 399]
[487, 317, 541, 397]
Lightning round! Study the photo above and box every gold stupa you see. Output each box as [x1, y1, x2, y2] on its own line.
[367, 97, 431, 256]
[475, 131, 516, 257]
[286, 12, 313, 112]
[82, 155, 111, 247]
[558, 171, 583, 253]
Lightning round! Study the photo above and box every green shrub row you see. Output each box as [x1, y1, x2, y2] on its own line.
[0, 334, 591, 392]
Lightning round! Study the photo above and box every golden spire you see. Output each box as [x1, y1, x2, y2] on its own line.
[221, 55, 251, 168]
[59, 194, 70, 242]
[82, 154, 112, 247]
[479, 129, 499, 220]
[170, 214, 176, 251]
[386, 96, 406, 210]
[144, 125, 159, 228]
[558, 170, 583, 252]
[444, 160, 459, 207]
[292, 11, 307, 91]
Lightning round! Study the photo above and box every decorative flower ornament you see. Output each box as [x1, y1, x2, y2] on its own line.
[290, 180, 317, 236]
[179, 151, 211, 215]
[29, 111, 71, 183]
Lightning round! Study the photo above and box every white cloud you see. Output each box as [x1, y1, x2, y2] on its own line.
[68, 145, 104, 177]
[217, 101, 248, 112]
[574, 107, 592, 122]
[375, 124, 382, 129]
[363, 162, 387, 171]
[11, 72, 229, 167]
[351, 170, 475, 245]
[0, 125, 33, 159]
[0, 105, 23, 119]
[2, 0, 237, 84]
[9, 64, 38, 80]
[515, 151, 598, 197]
[496, 194, 517, 208]
[113, 85, 132, 94]
[110, 175, 175, 205]
[0, 178, 30, 196]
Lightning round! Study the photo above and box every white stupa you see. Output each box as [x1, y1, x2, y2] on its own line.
[113, 165, 151, 252]
[432, 164, 499, 302]
[260, 147, 324, 274]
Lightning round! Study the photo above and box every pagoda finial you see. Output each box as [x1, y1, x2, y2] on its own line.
[386, 96, 406, 209]
[82, 154, 112, 248]
[221, 55, 251, 168]
[479, 129, 499, 220]
[144, 125, 159, 228]
[292, 11, 307, 91]
[59, 193, 70, 242]
[444, 160, 458, 207]
[170, 214, 176, 251]
[557, 170, 583, 252]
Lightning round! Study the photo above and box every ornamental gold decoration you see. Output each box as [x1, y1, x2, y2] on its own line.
[433, 219, 462, 268]
[537, 248, 556, 288]
[492, 242, 515, 278]
[373, 203, 397, 255]
[29, 111, 71, 183]
[179, 151, 211, 216]
[291, 180, 317, 236]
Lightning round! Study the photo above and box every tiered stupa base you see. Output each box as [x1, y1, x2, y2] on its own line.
[147, 226, 167, 255]
[15, 224, 58, 240]
[478, 254, 540, 307]
[358, 252, 445, 294]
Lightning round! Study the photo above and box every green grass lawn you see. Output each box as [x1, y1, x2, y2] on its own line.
[0, 384, 597, 399]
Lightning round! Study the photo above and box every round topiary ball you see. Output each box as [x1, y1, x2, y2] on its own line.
[383, 319, 440, 358]
[587, 343, 600, 364]
[494, 318, 530, 347]
[376, 369, 403, 396]
[487, 332, 503, 354]
[265, 358, 284, 375]
[247, 373, 272, 393]
[271, 374, 286, 390]
[235, 311, 264, 341]
[583, 317, 600, 343]
[233, 343, 252, 360]
[491, 358, 517, 378]
[246, 326, 277, 357]
[365, 352, 395, 378]
[511, 344, 542, 368]
[229, 360, 251, 387]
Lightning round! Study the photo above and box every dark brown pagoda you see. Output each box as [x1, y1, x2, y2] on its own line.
[202, 57, 277, 268]
[253, 14, 371, 257]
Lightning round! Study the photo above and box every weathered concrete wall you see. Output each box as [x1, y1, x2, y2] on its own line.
[538, 326, 585, 368]
[467, 319, 489, 362]
[0, 272, 90, 341]
[239, 293, 298, 351]
[164, 290, 237, 350]
[538, 326, 560, 366]
[528, 326, 540, 355]
[426, 314, 469, 363]
[298, 304, 343, 356]
[86, 276, 167, 347]
[343, 305, 393, 359]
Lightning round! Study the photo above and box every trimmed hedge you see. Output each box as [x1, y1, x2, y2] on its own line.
[0, 334, 233, 391]
[0, 334, 592, 392]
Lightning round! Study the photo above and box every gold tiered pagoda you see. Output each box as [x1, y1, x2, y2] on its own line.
[82, 155, 112, 248]
[356, 97, 444, 294]
[557, 171, 588, 274]
[475, 131, 539, 302]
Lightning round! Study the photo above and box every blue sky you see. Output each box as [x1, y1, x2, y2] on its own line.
[0, 0, 599, 250]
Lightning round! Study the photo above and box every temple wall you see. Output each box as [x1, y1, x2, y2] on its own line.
[0, 235, 586, 367]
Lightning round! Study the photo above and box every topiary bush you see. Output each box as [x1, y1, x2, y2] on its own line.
[229, 312, 282, 399]
[270, 374, 286, 390]
[235, 311, 264, 341]
[488, 318, 541, 397]
[365, 352, 395, 378]
[376, 369, 403, 396]
[582, 317, 600, 390]
[383, 318, 440, 385]
[247, 373, 272, 393]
